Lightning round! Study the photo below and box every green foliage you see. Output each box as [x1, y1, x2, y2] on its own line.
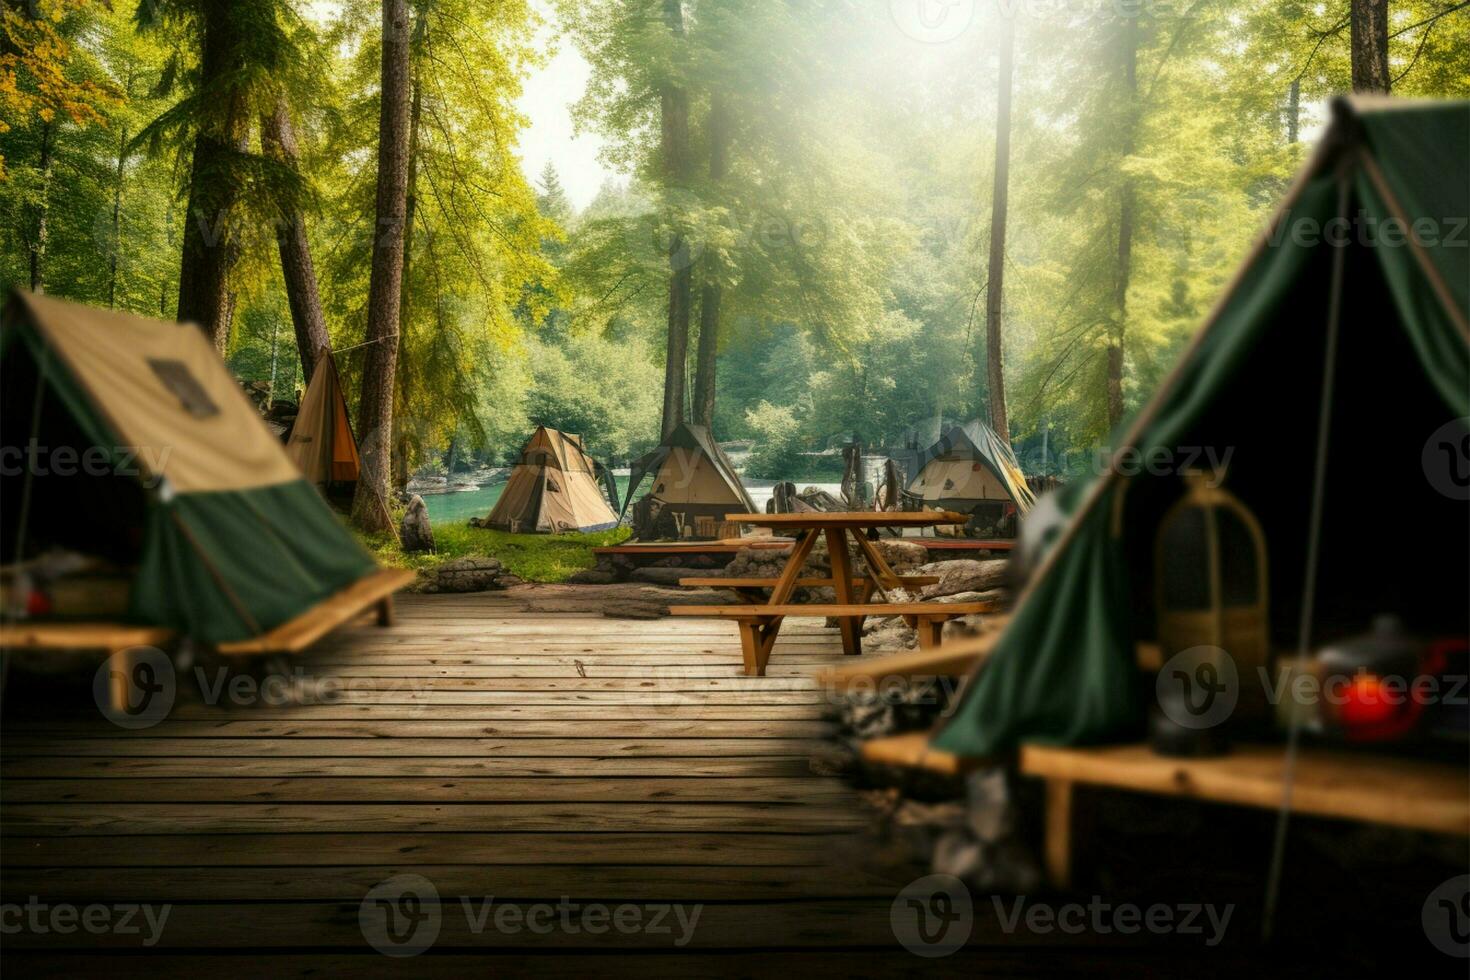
[2, 0, 1465, 490]
[742, 400, 801, 478]
[360, 522, 630, 583]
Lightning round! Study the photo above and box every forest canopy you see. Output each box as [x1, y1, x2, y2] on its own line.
[3, 0, 1466, 497]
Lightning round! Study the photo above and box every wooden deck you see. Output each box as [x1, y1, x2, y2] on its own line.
[0, 592, 1260, 974]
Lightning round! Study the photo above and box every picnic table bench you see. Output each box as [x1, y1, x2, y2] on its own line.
[0, 567, 417, 709]
[670, 511, 1000, 676]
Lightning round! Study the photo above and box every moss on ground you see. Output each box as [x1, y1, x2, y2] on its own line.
[358, 522, 630, 584]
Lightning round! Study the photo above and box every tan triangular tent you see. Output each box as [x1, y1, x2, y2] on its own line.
[285, 348, 360, 491]
[485, 426, 619, 534]
[621, 422, 757, 523]
[908, 418, 1035, 518]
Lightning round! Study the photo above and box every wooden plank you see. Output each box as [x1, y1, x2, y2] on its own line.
[0, 623, 175, 651]
[149, 704, 832, 721]
[0, 737, 823, 757]
[0, 757, 818, 778]
[858, 732, 975, 776]
[590, 541, 789, 555]
[815, 626, 1004, 688]
[0, 802, 868, 835]
[6, 719, 835, 738]
[0, 952, 1179, 978]
[670, 601, 997, 618]
[1, 832, 851, 867]
[215, 568, 417, 656]
[0, 864, 895, 902]
[676, 576, 939, 589]
[921, 538, 1015, 551]
[1019, 743, 1470, 836]
[0, 776, 856, 804]
[729, 511, 967, 527]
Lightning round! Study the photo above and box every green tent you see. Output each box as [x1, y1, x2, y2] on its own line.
[933, 97, 1470, 757]
[1, 291, 379, 644]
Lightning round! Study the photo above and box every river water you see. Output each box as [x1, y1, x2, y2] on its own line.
[421, 475, 843, 527]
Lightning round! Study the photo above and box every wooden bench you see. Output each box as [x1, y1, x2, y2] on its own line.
[858, 730, 975, 776]
[216, 567, 417, 656]
[1021, 742, 1470, 888]
[669, 600, 998, 676]
[0, 622, 177, 711]
[678, 575, 939, 603]
[816, 616, 1010, 689]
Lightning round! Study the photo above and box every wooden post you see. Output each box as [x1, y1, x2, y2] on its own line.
[376, 595, 395, 627]
[824, 528, 862, 656]
[107, 646, 135, 714]
[1044, 779, 1074, 890]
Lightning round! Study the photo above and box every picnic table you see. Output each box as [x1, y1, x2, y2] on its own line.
[671, 511, 1000, 676]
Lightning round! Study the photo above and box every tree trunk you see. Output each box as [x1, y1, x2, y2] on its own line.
[390, 75, 423, 494]
[108, 119, 128, 308]
[692, 93, 731, 431]
[260, 97, 331, 384]
[659, 0, 693, 440]
[983, 16, 1014, 443]
[176, 0, 249, 351]
[1286, 78, 1300, 143]
[29, 121, 53, 293]
[1107, 17, 1138, 431]
[350, 0, 413, 533]
[1350, 0, 1390, 94]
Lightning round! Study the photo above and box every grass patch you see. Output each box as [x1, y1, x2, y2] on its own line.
[358, 522, 630, 584]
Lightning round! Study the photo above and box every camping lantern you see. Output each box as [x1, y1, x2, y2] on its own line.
[1154, 470, 1270, 725]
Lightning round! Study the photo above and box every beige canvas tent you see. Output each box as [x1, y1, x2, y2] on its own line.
[284, 348, 360, 492]
[621, 422, 756, 534]
[485, 426, 619, 534]
[908, 419, 1035, 533]
[0, 290, 390, 645]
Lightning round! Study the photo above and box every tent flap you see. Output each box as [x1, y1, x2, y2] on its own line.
[935, 114, 1470, 756]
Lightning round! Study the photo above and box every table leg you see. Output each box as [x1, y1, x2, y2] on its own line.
[768, 531, 819, 606]
[852, 533, 902, 597]
[737, 618, 782, 676]
[108, 646, 135, 714]
[1044, 778, 1074, 890]
[376, 595, 395, 627]
[824, 528, 862, 657]
[914, 617, 945, 651]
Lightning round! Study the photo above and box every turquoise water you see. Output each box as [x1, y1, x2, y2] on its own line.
[421, 475, 627, 527]
[421, 483, 507, 525]
[420, 475, 841, 527]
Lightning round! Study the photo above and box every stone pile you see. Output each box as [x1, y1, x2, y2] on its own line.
[415, 556, 520, 593]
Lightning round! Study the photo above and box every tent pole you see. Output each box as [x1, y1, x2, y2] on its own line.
[9, 345, 51, 569]
[1261, 166, 1352, 942]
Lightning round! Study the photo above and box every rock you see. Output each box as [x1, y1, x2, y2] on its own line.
[494, 575, 522, 588]
[602, 600, 665, 619]
[808, 742, 856, 777]
[861, 616, 918, 653]
[920, 559, 1009, 598]
[423, 556, 505, 593]
[629, 567, 690, 586]
[858, 538, 928, 573]
[930, 588, 1008, 604]
[400, 495, 435, 553]
[565, 569, 618, 586]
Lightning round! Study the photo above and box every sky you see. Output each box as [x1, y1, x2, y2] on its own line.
[515, 3, 616, 212]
